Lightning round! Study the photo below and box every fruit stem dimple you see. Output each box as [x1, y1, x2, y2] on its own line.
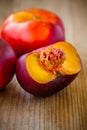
[33, 16, 39, 20]
[38, 47, 66, 75]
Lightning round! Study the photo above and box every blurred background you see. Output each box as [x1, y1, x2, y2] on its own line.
[0, 0, 87, 130]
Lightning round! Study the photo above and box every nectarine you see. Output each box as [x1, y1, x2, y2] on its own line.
[1, 9, 65, 57]
[0, 39, 17, 90]
[16, 42, 81, 96]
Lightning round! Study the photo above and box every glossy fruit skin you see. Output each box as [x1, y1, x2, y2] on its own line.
[0, 39, 17, 90]
[16, 54, 77, 97]
[1, 9, 65, 57]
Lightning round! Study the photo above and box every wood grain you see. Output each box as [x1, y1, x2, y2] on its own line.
[0, 0, 87, 130]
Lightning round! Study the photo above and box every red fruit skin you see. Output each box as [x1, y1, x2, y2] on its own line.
[1, 9, 65, 57]
[0, 39, 17, 90]
[16, 54, 77, 97]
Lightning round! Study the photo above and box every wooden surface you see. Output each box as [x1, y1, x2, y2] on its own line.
[0, 0, 87, 130]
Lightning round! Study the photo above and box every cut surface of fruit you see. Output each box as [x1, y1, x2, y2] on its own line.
[38, 47, 66, 73]
[53, 42, 81, 75]
[26, 42, 81, 84]
[26, 53, 56, 84]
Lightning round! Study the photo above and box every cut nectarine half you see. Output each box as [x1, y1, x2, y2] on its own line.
[16, 42, 81, 96]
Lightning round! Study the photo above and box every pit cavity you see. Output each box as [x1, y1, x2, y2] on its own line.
[38, 47, 66, 74]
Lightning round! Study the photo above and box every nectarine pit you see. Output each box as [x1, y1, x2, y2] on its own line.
[38, 47, 66, 74]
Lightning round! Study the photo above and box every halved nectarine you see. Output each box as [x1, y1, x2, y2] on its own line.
[1, 9, 65, 57]
[16, 42, 81, 96]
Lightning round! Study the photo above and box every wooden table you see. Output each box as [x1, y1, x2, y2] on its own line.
[0, 0, 87, 130]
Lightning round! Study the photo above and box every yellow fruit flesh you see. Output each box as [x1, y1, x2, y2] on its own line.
[53, 42, 81, 75]
[26, 53, 56, 83]
[26, 42, 81, 83]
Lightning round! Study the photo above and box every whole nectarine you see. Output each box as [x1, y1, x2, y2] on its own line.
[16, 42, 81, 96]
[1, 9, 65, 57]
[0, 39, 17, 90]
